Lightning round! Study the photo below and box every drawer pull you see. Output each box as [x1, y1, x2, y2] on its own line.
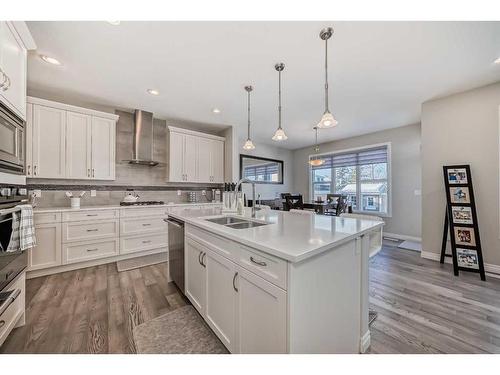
[142, 240, 151, 244]
[201, 252, 206, 268]
[86, 214, 98, 217]
[142, 223, 151, 226]
[86, 229, 99, 232]
[0, 320, 5, 329]
[0, 289, 20, 316]
[86, 248, 99, 252]
[233, 272, 238, 292]
[250, 256, 267, 267]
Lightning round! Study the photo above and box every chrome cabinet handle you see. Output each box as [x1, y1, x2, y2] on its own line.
[198, 251, 203, 265]
[233, 272, 238, 292]
[34, 165, 37, 176]
[88, 168, 90, 177]
[0, 320, 5, 329]
[92, 169, 95, 178]
[86, 214, 98, 217]
[201, 253, 206, 267]
[0, 68, 7, 91]
[142, 223, 151, 226]
[86, 248, 98, 252]
[86, 229, 98, 232]
[250, 256, 267, 267]
[142, 240, 151, 244]
[27, 165, 31, 175]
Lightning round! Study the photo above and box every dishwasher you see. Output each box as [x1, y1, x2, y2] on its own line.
[165, 216, 185, 294]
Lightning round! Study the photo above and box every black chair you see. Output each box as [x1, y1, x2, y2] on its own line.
[324, 194, 348, 216]
[279, 193, 292, 210]
[283, 195, 304, 211]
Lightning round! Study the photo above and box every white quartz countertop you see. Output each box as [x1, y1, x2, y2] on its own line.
[169, 207, 384, 263]
[34, 202, 221, 213]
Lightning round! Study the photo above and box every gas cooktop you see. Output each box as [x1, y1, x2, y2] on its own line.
[120, 201, 165, 206]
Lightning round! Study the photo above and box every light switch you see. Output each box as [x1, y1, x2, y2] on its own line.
[90, 190, 97, 197]
[177, 190, 182, 196]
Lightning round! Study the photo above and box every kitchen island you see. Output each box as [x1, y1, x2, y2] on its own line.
[169, 207, 384, 354]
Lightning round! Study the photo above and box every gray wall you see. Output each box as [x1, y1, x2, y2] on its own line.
[237, 140, 294, 200]
[292, 124, 422, 238]
[421, 82, 500, 267]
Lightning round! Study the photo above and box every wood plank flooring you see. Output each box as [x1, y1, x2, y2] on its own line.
[2, 243, 500, 354]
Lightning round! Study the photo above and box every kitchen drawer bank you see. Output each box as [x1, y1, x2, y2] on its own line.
[28, 203, 220, 278]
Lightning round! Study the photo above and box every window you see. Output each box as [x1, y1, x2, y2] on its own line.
[243, 162, 279, 182]
[310, 144, 390, 215]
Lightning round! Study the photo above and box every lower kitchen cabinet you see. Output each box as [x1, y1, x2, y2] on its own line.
[185, 238, 206, 315]
[184, 233, 287, 354]
[205, 248, 237, 351]
[29, 222, 62, 271]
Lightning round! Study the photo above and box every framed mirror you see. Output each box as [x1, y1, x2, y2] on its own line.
[240, 154, 284, 184]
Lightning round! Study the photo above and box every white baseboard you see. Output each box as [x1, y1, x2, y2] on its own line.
[383, 232, 422, 243]
[421, 251, 500, 279]
[360, 330, 371, 353]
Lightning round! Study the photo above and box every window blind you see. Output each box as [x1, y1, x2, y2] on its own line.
[310, 145, 388, 170]
[244, 163, 279, 178]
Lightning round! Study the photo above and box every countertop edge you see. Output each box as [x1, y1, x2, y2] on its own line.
[34, 202, 222, 213]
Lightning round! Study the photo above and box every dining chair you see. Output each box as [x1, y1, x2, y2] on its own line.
[289, 209, 315, 216]
[283, 195, 304, 211]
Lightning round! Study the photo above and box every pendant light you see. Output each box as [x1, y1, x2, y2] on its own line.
[243, 85, 256, 150]
[316, 27, 338, 129]
[309, 126, 325, 166]
[272, 63, 288, 142]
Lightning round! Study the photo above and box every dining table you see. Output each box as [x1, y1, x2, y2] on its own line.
[303, 201, 337, 215]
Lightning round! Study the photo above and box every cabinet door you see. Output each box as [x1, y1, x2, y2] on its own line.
[0, 22, 27, 120]
[184, 134, 198, 182]
[185, 238, 206, 316]
[205, 248, 237, 352]
[25, 103, 33, 177]
[197, 137, 212, 183]
[29, 223, 62, 271]
[211, 140, 225, 183]
[235, 266, 287, 353]
[32, 105, 66, 178]
[91, 116, 115, 180]
[66, 111, 91, 179]
[168, 132, 184, 182]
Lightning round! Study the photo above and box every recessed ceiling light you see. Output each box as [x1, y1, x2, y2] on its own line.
[107, 21, 121, 26]
[40, 55, 62, 66]
[147, 89, 160, 96]
[212, 108, 221, 114]
[494, 57, 500, 65]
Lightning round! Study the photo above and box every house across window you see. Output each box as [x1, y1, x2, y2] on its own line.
[310, 144, 390, 215]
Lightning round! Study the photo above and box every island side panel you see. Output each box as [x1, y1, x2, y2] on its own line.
[286, 238, 362, 353]
[359, 234, 371, 353]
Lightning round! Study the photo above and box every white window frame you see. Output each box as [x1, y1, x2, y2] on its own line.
[308, 142, 392, 217]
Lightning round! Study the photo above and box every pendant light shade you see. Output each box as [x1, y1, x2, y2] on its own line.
[316, 27, 338, 129]
[243, 85, 256, 150]
[309, 127, 324, 166]
[272, 63, 288, 142]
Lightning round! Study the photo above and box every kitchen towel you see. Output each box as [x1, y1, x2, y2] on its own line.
[7, 204, 36, 251]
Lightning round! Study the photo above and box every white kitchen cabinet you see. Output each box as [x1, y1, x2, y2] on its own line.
[235, 266, 287, 354]
[26, 97, 118, 180]
[66, 111, 92, 179]
[30, 222, 62, 271]
[0, 22, 34, 120]
[185, 238, 206, 315]
[204, 248, 237, 351]
[167, 126, 225, 183]
[32, 104, 66, 178]
[91, 116, 115, 180]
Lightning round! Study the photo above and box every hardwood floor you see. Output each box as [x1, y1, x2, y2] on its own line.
[2, 243, 500, 354]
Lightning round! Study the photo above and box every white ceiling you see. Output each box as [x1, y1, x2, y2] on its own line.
[27, 21, 500, 150]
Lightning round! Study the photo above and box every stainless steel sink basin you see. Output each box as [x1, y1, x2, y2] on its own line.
[205, 216, 248, 225]
[205, 216, 270, 229]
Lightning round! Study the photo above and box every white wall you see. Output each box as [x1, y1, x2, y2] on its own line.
[236, 139, 294, 200]
[421, 82, 500, 267]
[292, 124, 422, 239]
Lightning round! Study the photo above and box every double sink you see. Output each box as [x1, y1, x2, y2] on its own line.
[205, 216, 269, 229]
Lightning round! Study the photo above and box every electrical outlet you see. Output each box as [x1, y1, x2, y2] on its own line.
[201, 190, 206, 196]
[33, 189, 41, 198]
[177, 190, 182, 196]
[90, 190, 97, 197]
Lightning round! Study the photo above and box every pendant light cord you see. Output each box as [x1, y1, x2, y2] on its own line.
[324, 37, 329, 112]
[247, 89, 251, 140]
[278, 69, 282, 130]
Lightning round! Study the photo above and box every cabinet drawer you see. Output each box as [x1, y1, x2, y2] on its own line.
[62, 219, 119, 243]
[62, 209, 119, 222]
[34, 212, 61, 224]
[63, 238, 119, 264]
[120, 207, 170, 218]
[120, 233, 168, 255]
[237, 245, 287, 290]
[0, 272, 25, 347]
[120, 216, 167, 236]
[186, 225, 239, 262]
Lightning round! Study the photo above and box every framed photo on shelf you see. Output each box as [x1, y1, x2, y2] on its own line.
[454, 226, 476, 246]
[447, 168, 468, 184]
[457, 248, 479, 269]
[450, 186, 470, 204]
[451, 206, 473, 225]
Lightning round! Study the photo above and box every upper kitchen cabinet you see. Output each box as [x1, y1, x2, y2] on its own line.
[0, 22, 36, 120]
[167, 126, 225, 183]
[26, 97, 119, 180]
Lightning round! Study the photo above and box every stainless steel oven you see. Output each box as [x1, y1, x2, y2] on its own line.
[0, 102, 25, 175]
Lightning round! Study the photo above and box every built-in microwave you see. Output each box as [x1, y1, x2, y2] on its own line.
[0, 102, 25, 175]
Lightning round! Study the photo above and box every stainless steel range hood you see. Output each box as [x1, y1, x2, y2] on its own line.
[125, 109, 160, 166]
